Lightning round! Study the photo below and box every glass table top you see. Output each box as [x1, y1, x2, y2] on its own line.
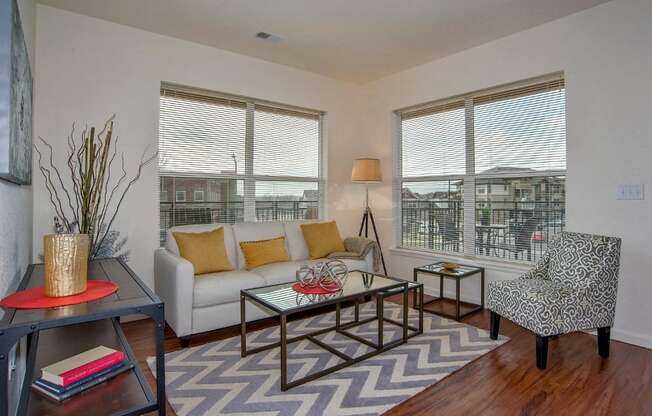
[243, 271, 406, 313]
[415, 261, 482, 277]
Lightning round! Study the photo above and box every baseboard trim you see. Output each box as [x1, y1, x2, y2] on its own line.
[608, 328, 652, 349]
[422, 288, 652, 350]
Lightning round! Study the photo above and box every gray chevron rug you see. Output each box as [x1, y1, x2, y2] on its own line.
[147, 302, 508, 416]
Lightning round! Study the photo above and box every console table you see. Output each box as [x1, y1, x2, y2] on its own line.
[0, 258, 165, 416]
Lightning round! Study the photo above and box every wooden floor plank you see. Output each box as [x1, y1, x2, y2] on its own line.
[121, 296, 652, 415]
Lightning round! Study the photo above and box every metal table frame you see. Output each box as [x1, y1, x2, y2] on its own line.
[240, 274, 411, 391]
[413, 262, 485, 321]
[0, 258, 166, 416]
[377, 281, 424, 339]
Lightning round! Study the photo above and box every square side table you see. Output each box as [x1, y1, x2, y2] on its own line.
[413, 262, 484, 321]
[378, 281, 424, 339]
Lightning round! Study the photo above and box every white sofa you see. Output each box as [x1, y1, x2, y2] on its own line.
[154, 220, 373, 342]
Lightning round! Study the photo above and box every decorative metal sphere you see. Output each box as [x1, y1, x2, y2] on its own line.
[295, 260, 349, 292]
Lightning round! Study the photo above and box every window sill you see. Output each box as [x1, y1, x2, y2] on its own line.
[388, 246, 532, 275]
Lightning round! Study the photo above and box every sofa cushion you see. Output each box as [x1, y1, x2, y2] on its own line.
[232, 222, 286, 269]
[252, 261, 306, 286]
[166, 223, 237, 268]
[172, 227, 234, 275]
[283, 220, 317, 261]
[193, 270, 266, 308]
[301, 221, 345, 259]
[240, 236, 290, 270]
[487, 277, 615, 336]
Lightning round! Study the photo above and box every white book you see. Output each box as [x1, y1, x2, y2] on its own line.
[41, 346, 117, 385]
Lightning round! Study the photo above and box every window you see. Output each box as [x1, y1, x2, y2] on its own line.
[175, 190, 186, 202]
[398, 74, 566, 262]
[159, 85, 323, 243]
[160, 181, 168, 202]
[401, 180, 463, 251]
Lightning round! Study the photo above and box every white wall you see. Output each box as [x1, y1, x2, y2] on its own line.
[0, 0, 34, 298]
[33, 5, 365, 291]
[360, 0, 652, 348]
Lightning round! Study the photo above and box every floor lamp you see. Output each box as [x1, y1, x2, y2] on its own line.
[351, 158, 388, 275]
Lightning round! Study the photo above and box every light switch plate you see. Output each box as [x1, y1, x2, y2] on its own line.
[617, 184, 644, 200]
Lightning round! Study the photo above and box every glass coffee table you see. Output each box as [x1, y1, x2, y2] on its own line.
[240, 271, 413, 391]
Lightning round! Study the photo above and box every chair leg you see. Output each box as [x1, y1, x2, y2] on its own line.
[489, 311, 500, 340]
[536, 335, 549, 369]
[179, 336, 191, 348]
[598, 327, 610, 357]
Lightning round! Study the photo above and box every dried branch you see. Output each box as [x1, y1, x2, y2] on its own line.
[34, 144, 70, 230]
[66, 123, 81, 228]
[37, 136, 77, 231]
[96, 152, 127, 242]
[35, 116, 155, 259]
[93, 146, 157, 257]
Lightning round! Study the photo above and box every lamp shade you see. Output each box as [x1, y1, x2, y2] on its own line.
[351, 158, 382, 183]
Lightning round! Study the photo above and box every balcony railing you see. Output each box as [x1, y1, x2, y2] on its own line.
[401, 200, 565, 262]
[159, 200, 318, 243]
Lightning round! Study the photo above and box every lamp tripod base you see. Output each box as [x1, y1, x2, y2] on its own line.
[358, 207, 388, 275]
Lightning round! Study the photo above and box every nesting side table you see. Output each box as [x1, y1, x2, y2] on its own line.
[413, 262, 484, 321]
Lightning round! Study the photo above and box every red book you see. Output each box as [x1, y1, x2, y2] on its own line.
[41, 346, 126, 387]
[58, 351, 125, 386]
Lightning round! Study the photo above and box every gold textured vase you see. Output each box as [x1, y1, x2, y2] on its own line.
[43, 234, 90, 297]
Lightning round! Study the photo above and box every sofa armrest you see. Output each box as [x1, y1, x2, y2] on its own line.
[154, 248, 194, 337]
[362, 249, 374, 273]
[340, 236, 378, 273]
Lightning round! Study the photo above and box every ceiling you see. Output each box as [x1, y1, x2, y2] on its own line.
[38, 0, 611, 83]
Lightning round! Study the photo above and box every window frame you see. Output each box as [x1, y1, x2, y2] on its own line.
[394, 73, 566, 262]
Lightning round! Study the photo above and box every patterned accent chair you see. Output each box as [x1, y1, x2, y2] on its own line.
[487, 232, 621, 369]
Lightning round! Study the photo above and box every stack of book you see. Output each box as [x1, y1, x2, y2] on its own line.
[32, 346, 133, 402]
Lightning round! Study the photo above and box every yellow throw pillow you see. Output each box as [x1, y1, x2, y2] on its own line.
[173, 227, 234, 275]
[300, 221, 345, 259]
[240, 237, 290, 271]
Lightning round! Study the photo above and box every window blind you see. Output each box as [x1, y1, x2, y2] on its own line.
[401, 101, 466, 178]
[474, 80, 566, 175]
[159, 89, 247, 177]
[398, 74, 566, 262]
[158, 85, 323, 243]
[253, 105, 320, 178]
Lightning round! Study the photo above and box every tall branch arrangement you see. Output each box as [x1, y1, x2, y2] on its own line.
[35, 116, 157, 258]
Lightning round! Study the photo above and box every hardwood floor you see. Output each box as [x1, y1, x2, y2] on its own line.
[122, 296, 652, 415]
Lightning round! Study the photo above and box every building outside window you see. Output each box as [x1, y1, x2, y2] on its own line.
[397, 74, 566, 262]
